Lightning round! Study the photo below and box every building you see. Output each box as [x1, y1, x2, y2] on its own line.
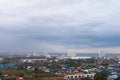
[26, 52, 40, 57]
[0, 58, 3, 63]
[64, 73, 95, 80]
[16, 77, 24, 80]
[21, 58, 47, 63]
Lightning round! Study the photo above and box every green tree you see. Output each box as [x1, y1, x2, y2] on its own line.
[115, 76, 120, 80]
[94, 72, 108, 80]
[0, 71, 2, 76]
[34, 68, 39, 74]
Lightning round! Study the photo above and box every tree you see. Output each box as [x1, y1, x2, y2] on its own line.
[0, 71, 2, 76]
[34, 67, 39, 74]
[94, 72, 108, 80]
[115, 76, 120, 80]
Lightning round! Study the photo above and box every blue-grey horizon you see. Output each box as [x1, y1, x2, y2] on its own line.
[0, 0, 120, 53]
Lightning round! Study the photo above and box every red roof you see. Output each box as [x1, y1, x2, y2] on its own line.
[16, 77, 24, 80]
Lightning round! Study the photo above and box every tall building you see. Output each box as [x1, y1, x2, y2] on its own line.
[112, 54, 119, 61]
[99, 48, 105, 58]
[67, 50, 76, 57]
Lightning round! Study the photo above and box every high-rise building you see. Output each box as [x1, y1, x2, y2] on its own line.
[99, 48, 105, 58]
[67, 50, 76, 57]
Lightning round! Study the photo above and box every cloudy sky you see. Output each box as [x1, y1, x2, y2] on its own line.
[0, 0, 120, 53]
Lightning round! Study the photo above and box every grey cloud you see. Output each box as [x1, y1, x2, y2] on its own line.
[0, 0, 120, 53]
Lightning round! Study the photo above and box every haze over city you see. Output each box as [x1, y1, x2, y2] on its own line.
[0, 0, 120, 53]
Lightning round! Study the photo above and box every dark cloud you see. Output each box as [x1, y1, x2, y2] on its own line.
[0, 0, 120, 53]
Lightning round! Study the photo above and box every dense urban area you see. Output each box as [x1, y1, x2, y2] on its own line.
[0, 52, 120, 80]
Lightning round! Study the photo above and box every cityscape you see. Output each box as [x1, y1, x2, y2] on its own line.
[0, 49, 120, 80]
[1, 0, 120, 80]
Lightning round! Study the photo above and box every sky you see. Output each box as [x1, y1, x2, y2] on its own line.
[0, 0, 120, 53]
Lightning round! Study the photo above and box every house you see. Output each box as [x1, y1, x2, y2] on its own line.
[108, 74, 118, 80]
[16, 77, 24, 80]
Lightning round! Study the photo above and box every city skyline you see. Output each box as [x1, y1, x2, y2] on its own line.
[0, 0, 120, 53]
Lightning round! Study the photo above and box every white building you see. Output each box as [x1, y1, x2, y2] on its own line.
[21, 58, 47, 63]
[0, 58, 3, 62]
[64, 73, 95, 80]
[27, 52, 40, 57]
